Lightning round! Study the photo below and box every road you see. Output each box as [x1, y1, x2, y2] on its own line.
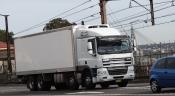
[1, 83, 175, 96]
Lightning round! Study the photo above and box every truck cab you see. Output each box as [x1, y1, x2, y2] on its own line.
[74, 24, 135, 87]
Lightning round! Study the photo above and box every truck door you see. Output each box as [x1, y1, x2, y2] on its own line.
[77, 38, 100, 69]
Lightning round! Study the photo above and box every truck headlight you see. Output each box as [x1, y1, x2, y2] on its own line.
[102, 58, 110, 62]
[97, 68, 108, 76]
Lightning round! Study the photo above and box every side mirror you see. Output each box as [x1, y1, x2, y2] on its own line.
[88, 42, 96, 56]
[88, 42, 93, 51]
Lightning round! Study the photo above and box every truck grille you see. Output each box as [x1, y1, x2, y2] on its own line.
[108, 68, 128, 75]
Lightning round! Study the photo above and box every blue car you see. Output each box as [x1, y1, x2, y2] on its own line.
[150, 56, 175, 93]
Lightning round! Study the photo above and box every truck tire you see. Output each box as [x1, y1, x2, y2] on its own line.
[27, 76, 37, 91]
[37, 75, 51, 91]
[82, 71, 96, 89]
[67, 76, 79, 90]
[100, 83, 109, 88]
[117, 80, 128, 87]
[55, 83, 67, 90]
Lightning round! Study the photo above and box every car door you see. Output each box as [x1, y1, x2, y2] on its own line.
[165, 57, 175, 87]
[152, 58, 166, 87]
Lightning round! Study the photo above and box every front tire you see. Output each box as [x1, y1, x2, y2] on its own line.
[150, 80, 161, 93]
[117, 80, 128, 87]
[100, 83, 110, 88]
[82, 71, 96, 89]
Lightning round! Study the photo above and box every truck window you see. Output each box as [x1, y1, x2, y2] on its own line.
[88, 39, 96, 56]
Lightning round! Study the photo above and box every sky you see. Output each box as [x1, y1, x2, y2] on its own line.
[0, 0, 175, 45]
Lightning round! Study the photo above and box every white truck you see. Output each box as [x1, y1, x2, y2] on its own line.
[14, 24, 135, 91]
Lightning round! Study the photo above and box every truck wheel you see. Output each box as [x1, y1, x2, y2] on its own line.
[27, 76, 37, 91]
[55, 83, 67, 90]
[37, 75, 51, 91]
[150, 80, 161, 93]
[100, 83, 109, 88]
[54, 83, 60, 90]
[82, 71, 96, 89]
[117, 80, 128, 87]
[67, 76, 79, 90]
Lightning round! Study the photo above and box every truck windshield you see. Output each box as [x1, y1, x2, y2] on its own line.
[97, 36, 131, 55]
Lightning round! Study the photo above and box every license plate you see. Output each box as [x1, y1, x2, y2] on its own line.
[116, 80, 122, 83]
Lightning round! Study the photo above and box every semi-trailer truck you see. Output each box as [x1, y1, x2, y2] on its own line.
[14, 24, 135, 91]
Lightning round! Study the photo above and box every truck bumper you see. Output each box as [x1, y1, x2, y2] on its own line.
[94, 67, 135, 83]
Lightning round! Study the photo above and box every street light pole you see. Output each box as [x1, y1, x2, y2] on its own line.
[0, 14, 12, 73]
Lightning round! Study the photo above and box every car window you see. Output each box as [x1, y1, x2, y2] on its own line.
[166, 57, 175, 69]
[154, 58, 166, 69]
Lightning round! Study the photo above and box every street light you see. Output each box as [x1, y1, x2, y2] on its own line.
[0, 14, 12, 74]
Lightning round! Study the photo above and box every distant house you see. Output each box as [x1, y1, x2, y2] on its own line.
[0, 41, 8, 50]
[0, 41, 14, 51]
[0, 41, 14, 73]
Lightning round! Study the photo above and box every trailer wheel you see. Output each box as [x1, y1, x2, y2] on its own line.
[82, 71, 96, 89]
[37, 75, 51, 91]
[117, 80, 128, 87]
[100, 83, 109, 88]
[27, 76, 37, 91]
[55, 83, 67, 90]
[67, 76, 79, 90]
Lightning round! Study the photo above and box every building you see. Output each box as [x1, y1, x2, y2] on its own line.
[0, 41, 15, 73]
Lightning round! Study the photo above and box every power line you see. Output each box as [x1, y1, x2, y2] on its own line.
[110, 3, 175, 26]
[15, 0, 92, 35]
[78, 0, 174, 24]
[121, 19, 175, 32]
[135, 19, 175, 30]
[74, 12, 99, 23]
[114, 12, 175, 29]
[110, 1, 172, 25]
[61, 3, 98, 18]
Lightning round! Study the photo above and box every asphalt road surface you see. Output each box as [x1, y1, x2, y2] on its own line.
[1, 83, 175, 96]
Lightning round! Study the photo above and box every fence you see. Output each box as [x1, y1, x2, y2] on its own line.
[134, 51, 175, 79]
[0, 49, 16, 83]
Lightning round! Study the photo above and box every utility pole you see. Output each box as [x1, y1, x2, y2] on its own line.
[5, 15, 12, 74]
[149, 0, 155, 25]
[0, 14, 12, 73]
[99, 0, 107, 24]
[130, 23, 136, 51]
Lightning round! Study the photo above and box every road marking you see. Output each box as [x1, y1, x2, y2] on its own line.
[67, 91, 104, 95]
[121, 86, 150, 90]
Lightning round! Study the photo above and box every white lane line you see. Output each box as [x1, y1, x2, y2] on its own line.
[121, 86, 150, 90]
[65, 93, 175, 96]
[67, 91, 104, 95]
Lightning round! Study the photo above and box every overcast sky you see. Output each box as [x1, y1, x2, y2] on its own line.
[0, 0, 175, 45]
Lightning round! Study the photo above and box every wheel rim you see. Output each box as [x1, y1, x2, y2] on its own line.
[151, 81, 158, 92]
[69, 77, 75, 87]
[37, 79, 43, 89]
[29, 80, 34, 89]
[85, 76, 91, 85]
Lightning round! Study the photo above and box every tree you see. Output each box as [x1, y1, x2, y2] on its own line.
[0, 29, 14, 44]
[43, 18, 76, 30]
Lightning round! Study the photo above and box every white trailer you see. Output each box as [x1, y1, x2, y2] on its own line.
[14, 25, 135, 91]
[15, 27, 75, 75]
